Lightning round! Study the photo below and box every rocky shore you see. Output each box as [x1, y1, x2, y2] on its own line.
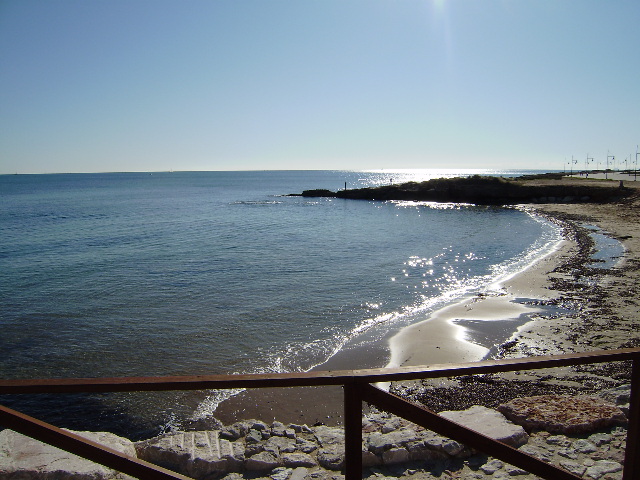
[0, 384, 631, 479]
[296, 175, 633, 205]
[2, 175, 640, 479]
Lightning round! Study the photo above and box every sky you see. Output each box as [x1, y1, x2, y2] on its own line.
[0, 0, 638, 174]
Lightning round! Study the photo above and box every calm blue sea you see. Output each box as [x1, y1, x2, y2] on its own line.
[0, 169, 562, 438]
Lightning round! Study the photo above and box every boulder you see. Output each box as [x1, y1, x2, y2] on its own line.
[439, 405, 529, 447]
[365, 428, 421, 454]
[584, 460, 623, 479]
[311, 426, 344, 446]
[420, 431, 464, 456]
[361, 450, 382, 468]
[281, 452, 317, 468]
[244, 451, 279, 471]
[135, 430, 244, 478]
[316, 446, 344, 470]
[289, 467, 309, 480]
[0, 428, 136, 480]
[270, 466, 292, 480]
[265, 436, 297, 454]
[498, 395, 627, 434]
[559, 460, 587, 477]
[381, 447, 410, 465]
[598, 385, 631, 415]
[295, 438, 318, 453]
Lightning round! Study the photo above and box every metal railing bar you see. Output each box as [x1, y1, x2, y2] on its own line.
[622, 359, 640, 480]
[343, 383, 363, 479]
[359, 384, 580, 480]
[1, 348, 638, 395]
[0, 404, 191, 480]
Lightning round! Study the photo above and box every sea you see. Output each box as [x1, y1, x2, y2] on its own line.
[0, 169, 565, 439]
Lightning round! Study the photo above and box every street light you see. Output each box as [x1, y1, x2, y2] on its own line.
[606, 151, 615, 179]
[585, 154, 594, 174]
[570, 155, 577, 176]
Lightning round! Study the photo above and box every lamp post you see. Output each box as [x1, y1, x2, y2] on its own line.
[606, 152, 615, 180]
[569, 155, 577, 176]
[586, 154, 594, 174]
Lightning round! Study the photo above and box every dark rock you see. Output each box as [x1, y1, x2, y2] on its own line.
[300, 176, 633, 205]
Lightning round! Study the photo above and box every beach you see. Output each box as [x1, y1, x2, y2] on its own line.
[389, 174, 640, 413]
[215, 174, 640, 424]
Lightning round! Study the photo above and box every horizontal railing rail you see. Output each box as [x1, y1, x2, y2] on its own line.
[1, 347, 638, 480]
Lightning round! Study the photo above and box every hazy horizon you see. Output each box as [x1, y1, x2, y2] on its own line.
[2, 167, 564, 176]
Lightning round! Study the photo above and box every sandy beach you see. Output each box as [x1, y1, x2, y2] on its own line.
[391, 174, 640, 412]
[213, 175, 640, 425]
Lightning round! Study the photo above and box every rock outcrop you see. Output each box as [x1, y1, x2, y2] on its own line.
[135, 430, 244, 479]
[0, 428, 135, 479]
[1, 391, 630, 479]
[497, 395, 628, 434]
[297, 176, 632, 205]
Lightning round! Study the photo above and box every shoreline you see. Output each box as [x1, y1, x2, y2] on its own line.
[393, 178, 640, 413]
[211, 222, 565, 426]
[212, 177, 640, 427]
[385, 230, 572, 370]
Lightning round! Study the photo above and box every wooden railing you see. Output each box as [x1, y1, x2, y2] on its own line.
[1, 347, 639, 480]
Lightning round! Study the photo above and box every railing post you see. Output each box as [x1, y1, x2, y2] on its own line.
[344, 382, 363, 480]
[623, 357, 640, 480]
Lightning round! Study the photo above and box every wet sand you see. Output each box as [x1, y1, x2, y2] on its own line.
[386, 234, 573, 369]
[212, 342, 389, 426]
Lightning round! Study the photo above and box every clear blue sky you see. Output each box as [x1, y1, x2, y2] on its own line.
[1, 0, 638, 174]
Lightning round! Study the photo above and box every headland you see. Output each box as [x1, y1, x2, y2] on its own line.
[296, 173, 633, 205]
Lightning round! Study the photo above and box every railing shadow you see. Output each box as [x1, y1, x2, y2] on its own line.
[1, 348, 639, 480]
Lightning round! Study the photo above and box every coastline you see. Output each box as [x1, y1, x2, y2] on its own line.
[211, 233, 563, 426]
[386, 228, 574, 370]
[213, 176, 640, 426]
[392, 177, 640, 412]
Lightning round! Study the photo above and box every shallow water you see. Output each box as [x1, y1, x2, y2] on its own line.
[586, 225, 625, 269]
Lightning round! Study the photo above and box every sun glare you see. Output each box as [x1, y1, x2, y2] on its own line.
[432, 0, 447, 10]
